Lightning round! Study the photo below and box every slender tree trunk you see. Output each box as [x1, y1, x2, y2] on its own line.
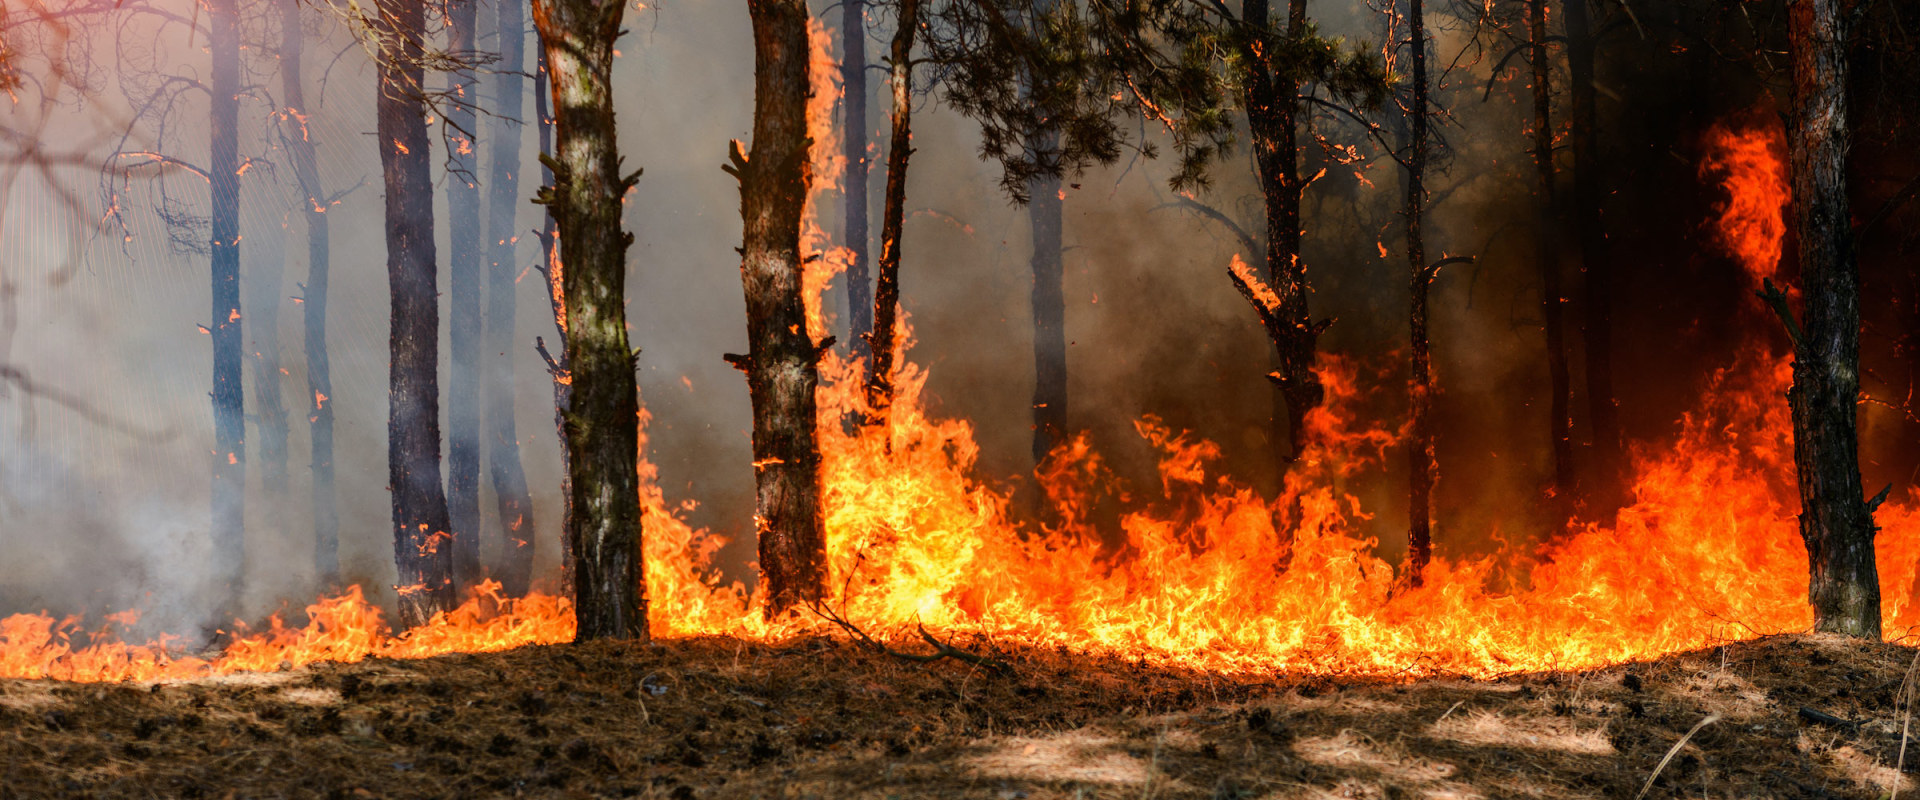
[534, 50, 576, 598]
[842, 0, 873, 366]
[732, 0, 828, 615]
[864, 0, 918, 433]
[1528, 0, 1574, 515]
[378, 0, 455, 628]
[1240, 0, 1325, 464]
[209, 0, 245, 608]
[532, 0, 646, 641]
[1026, 0, 1066, 466]
[445, 0, 485, 592]
[246, 219, 290, 497]
[1565, 0, 1621, 508]
[1786, 0, 1879, 638]
[1404, 0, 1433, 586]
[279, 0, 336, 582]
[485, 0, 537, 597]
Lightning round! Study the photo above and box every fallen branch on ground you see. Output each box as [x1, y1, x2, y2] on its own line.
[806, 601, 1013, 677]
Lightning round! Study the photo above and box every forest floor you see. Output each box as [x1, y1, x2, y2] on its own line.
[0, 631, 1916, 799]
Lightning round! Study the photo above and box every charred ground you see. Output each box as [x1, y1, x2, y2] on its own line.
[0, 633, 1914, 799]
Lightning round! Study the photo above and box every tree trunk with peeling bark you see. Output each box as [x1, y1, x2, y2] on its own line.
[865, 0, 919, 433]
[279, 0, 337, 584]
[378, 0, 455, 628]
[1528, 0, 1574, 518]
[1785, 0, 1879, 638]
[730, 0, 828, 616]
[209, 0, 245, 608]
[445, 0, 485, 593]
[1239, 0, 1326, 465]
[485, 0, 537, 596]
[532, 0, 647, 641]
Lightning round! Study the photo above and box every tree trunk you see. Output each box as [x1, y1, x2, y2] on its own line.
[532, 0, 647, 641]
[864, 0, 918, 433]
[1528, 0, 1574, 516]
[732, 0, 828, 615]
[485, 0, 538, 597]
[842, 0, 873, 366]
[1404, 0, 1433, 586]
[1240, 0, 1325, 464]
[535, 50, 576, 598]
[445, 0, 485, 592]
[279, 0, 336, 583]
[209, 0, 245, 608]
[246, 218, 289, 498]
[1786, 0, 1879, 638]
[1026, 2, 1067, 467]
[378, 0, 455, 628]
[1565, 0, 1622, 508]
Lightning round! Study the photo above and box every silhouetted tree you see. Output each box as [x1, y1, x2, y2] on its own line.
[532, 0, 648, 640]
[445, 0, 485, 591]
[1565, 0, 1623, 509]
[843, 0, 875, 368]
[376, 0, 456, 628]
[864, 0, 921, 432]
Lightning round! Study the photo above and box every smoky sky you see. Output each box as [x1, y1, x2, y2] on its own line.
[3, 0, 1917, 635]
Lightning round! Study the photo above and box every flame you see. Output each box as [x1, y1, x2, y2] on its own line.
[12, 116, 1920, 684]
[1701, 122, 1789, 284]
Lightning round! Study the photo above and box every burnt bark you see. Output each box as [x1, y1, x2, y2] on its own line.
[1404, 0, 1433, 586]
[1785, 0, 1879, 638]
[485, 0, 537, 597]
[445, 0, 485, 592]
[534, 50, 576, 599]
[1528, 0, 1574, 515]
[378, 0, 455, 628]
[1565, 0, 1622, 508]
[864, 0, 919, 433]
[1240, 0, 1326, 464]
[843, 0, 874, 366]
[209, 0, 245, 606]
[730, 0, 828, 615]
[279, 0, 336, 583]
[532, 0, 647, 641]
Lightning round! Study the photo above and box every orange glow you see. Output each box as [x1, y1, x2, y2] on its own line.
[1700, 122, 1788, 284]
[10, 109, 1919, 685]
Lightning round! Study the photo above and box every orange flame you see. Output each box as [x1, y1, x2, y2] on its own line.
[1701, 122, 1789, 284]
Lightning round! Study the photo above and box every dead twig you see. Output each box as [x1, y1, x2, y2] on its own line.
[1634, 712, 1720, 800]
[806, 601, 1012, 676]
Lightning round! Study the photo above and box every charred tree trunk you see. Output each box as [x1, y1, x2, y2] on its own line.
[1404, 0, 1434, 586]
[843, 0, 873, 366]
[1783, 0, 1879, 638]
[532, 0, 647, 641]
[378, 0, 455, 628]
[280, 0, 337, 583]
[445, 0, 485, 592]
[534, 50, 576, 598]
[1528, 0, 1574, 516]
[1029, 170, 1066, 465]
[730, 0, 828, 615]
[1240, 0, 1326, 464]
[209, 0, 245, 607]
[1565, 0, 1622, 508]
[246, 219, 289, 497]
[485, 0, 537, 597]
[864, 0, 918, 433]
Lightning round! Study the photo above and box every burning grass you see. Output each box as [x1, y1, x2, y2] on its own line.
[1, 632, 1915, 799]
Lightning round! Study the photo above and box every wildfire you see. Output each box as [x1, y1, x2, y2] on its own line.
[1700, 121, 1789, 284]
[6, 91, 1914, 685]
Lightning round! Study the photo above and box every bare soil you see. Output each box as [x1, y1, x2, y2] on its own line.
[1, 632, 1914, 799]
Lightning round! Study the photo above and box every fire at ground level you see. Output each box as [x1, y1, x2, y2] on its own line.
[0, 633, 1915, 799]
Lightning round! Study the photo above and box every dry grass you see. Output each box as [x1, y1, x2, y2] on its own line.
[0, 633, 1914, 798]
